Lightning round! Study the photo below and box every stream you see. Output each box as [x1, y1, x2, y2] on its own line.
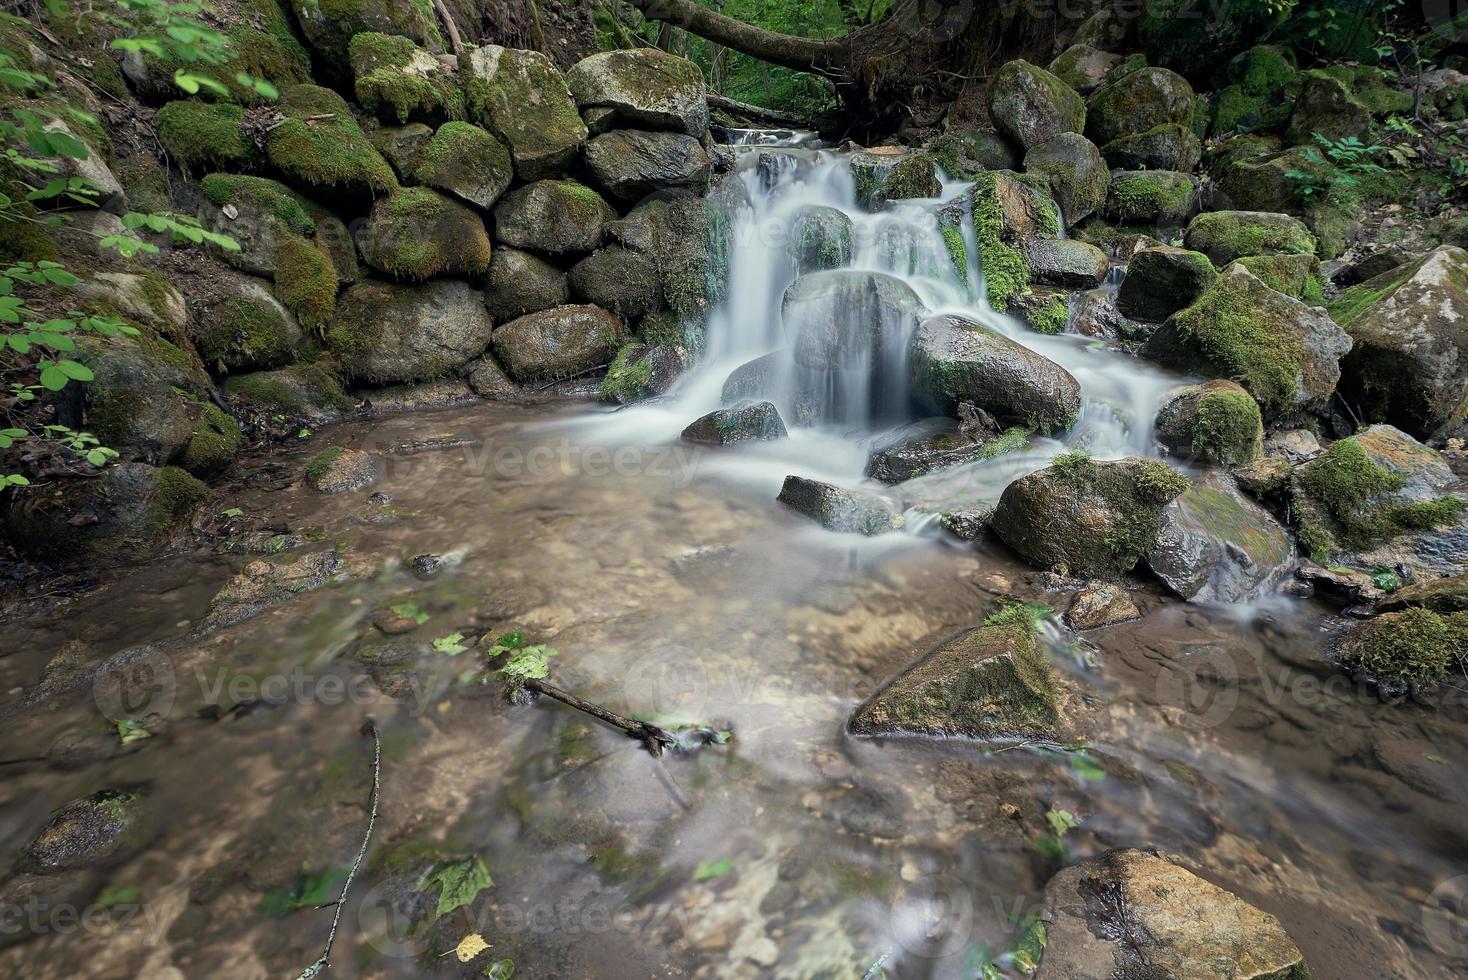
[1, 139, 1466, 979]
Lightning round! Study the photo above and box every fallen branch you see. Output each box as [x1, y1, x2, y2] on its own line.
[520, 677, 679, 756]
[296, 721, 382, 980]
[708, 92, 807, 128]
[432, 0, 464, 56]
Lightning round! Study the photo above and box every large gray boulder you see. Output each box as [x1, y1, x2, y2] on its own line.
[1026, 238, 1109, 288]
[908, 314, 1080, 433]
[490, 304, 627, 383]
[567, 48, 709, 136]
[1085, 67, 1196, 146]
[1116, 246, 1217, 322]
[412, 121, 514, 210]
[191, 276, 304, 373]
[1140, 264, 1352, 419]
[460, 45, 587, 180]
[1023, 132, 1108, 224]
[1183, 210, 1316, 266]
[1285, 72, 1371, 146]
[585, 130, 711, 201]
[83, 335, 210, 466]
[1102, 170, 1199, 226]
[1035, 849, 1308, 979]
[991, 454, 1191, 579]
[1333, 245, 1468, 440]
[1099, 123, 1201, 172]
[327, 280, 494, 384]
[569, 247, 663, 318]
[492, 180, 616, 255]
[987, 59, 1086, 151]
[1146, 471, 1294, 602]
[1047, 44, 1122, 96]
[484, 247, 568, 322]
[848, 611, 1063, 741]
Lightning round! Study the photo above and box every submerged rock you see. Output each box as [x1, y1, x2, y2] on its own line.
[777, 476, 901, 535]
[490, 304, 627, 383]
[199, 551, 380, 634]
[991, 454, 1191, 580]
[908, 314, 1081, 433]
[1146, 472, 1295, 602]
[1064, 582, 1141, 630]
[867, 416, 1027, 484]
[785, 270, 927, 369]
[1034, 848, 1308, 979]
[682, 402, 787, 444]
[304, 446, 378, 493]
[848, 608, 1061, 740]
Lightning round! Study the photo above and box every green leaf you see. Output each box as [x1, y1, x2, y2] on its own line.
[260, 866, 348, 917]
[499, 645, 555, 680]
[390, 601, 429, 625]
[484, 959, 515, 979]
[426, 857, 492, 918]
[221, 507, 244, 518]
[433, 632, 470, 655]
[56, 359, 93, 382]
[38, 363, 68, 390]
[1044, 808, 1079, 837]
[693, 857, 733, 881]
[117, 719, 151, 744]
[96, 883, 141, 909]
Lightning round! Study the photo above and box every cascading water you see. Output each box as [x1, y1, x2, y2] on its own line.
[572, 137, 1192, 524]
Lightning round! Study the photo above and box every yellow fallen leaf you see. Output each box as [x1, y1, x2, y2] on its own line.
[456, 933, 490, 963]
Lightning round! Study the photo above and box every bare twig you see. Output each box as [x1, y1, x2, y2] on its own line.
[522, 677, 678, 756]
[296, 721, 382, 980]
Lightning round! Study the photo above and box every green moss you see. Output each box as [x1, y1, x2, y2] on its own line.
[197, 294, 295, 371]
[272, 236, 337, 329]
[1327, 264, 1414, 327]
[364, 187, 490, 279]
[636, 311, 685, 348]
[1337, 608, 1458, 687]
[1187, 211, 1315, 264]
[225, 21, 311, 102]
[116, 155, 172, 213]
[971, 172, 1030, 311]
[265, 84, 399, 196]
[1235, 253, 1320, 299]
[0, 212, 58, 263]
[414, 121, 510, 197]
[1030, 296, 1069, 335]
[151, 465, 209, 530]
[938, 220, 968, 285]
[598, 345, 653, 402]
[180, 403, 245, 474]
[225, 362, 353, 415]
[1168, 274, 1305, 415]
[883, 155, 940, 200]
[1134, 458, 1191, 501]
[201, 174, 315, 235]
[305, 445, 344, 482]
[349, 32, 464, 124]
[1192, 389, 1262, 466]
[1106, 173, 1193, 222]
[978, 426, 1031, 460]
[157, 101, 257, 172]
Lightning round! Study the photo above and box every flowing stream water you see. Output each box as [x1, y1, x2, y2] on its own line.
[1, 140, 1466, 979]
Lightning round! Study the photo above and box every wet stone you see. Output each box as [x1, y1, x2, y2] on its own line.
[777, 476, 902, 536]
[681, 402, 788, 445]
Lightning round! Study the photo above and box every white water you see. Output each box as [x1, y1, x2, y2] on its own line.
[566, 140, 1192, 520]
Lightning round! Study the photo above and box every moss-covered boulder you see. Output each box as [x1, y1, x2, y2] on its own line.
[882, 154, 941, 201]
[848, 147, 907, 209]
[599, 343, 689, 404]
[1233, 252, 1322, 301]
[71, 272, 188, 336]
[156, 101, 258, 172]
[1023, 132, 1108, 224]
[605, 190, 711, 320]
[969, 170, 1061, 310]
[927, 130, 1019, 179]
[786, 205, 853, 275]
[1145, 471, 1293, 602]
[490, 304, 627, 383]
[909, 313, 1080, 432]
[566, 48, 708, 136]
[192, 277, 303, 373]
[82, 335, 209, 465]
[1047, 44, 1122, 96]
[682, 401, 787, 444]
[1333, 608, 1467, 692]
[291, 0, 441, 69]
[1141, 264, 1350, 418]
[1331, 246, 1468, 441]
[849, 606, 1062, 740]
[225, 362, 354, 424]
[1099, 123, 1201, 172]
[1213, 45, 1298, 134]
[264, 84, 398, 203]
[1285, 71, 1372, 146]
[776, 476, 901, 536]
[1026, 238, 1108, 288]
[372, 122, 434, 178]
[180, 402, 246, 476]
[484, 247, 568, 322]
[460, 45, 586, 180]
[411, 121, 512, 210]
[991, 453, 1191, 579]
[123, 0, 311, 105]
[987, 59, 1086, 152]
[355, 187, 490, 280]
[1010, 288, 1071, 335]
[584, 129, 710, 202]
[4, 463, 206, 563]
[328, 279, 493, 384]
[1086, 66, 1195, 146]
[196, 174, 346, 286]
[1183, 210, 1315, 266]
[1154, 379, 1262, 466]
[491, 179, 616, 255]
[1116, 245, 1217, 322]
[1102, 170, 1197, 226]
[349, 32, 463, 124]
[1290, 424, 1464, 561]
[1035, 849, 1309, 980]
[567, 247, 662, 319]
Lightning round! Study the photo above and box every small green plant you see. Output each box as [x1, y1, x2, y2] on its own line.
[1285, 133, 1387, 200]
[432, 632, 469, 655]
[490, 631, 557, 680]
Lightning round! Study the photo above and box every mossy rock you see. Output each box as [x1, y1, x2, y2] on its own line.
[127, 0, 310, 105]
[786, 205, 853, 275]
[1284, 71, 1372, 147]
[1145, 470, 1293, 602]
[349, 32, 464, 124]
[372, 122, 435, 178]
[413, 121, 512, 209]
[1333, 609, 1466, 691]
[225, 362, 354, 423]
[180, 403, 245, 475]
[1047, 44, 1122, 96]
[1026, 238, 1108, 289]
[1183, 210, 1316, 266]
[327, 279, 493, 384]
[848, 606, 1061, 740]
[1135, 0, 1279, 75]
[82, 334, 208, 465]
[1140, 263, 1351, 418]
[1154, 379, 1262, 466]
[1102, 170, 1197, 227]
[156, 101, 258, 172]
[605, 191, 711, 320]
[1086, 66, 1195, 146]
[489, 304, 628, 384]
[584, 129, 711, 202]
[968, 170, 1061, 310]
[272, 236, 340, 330]
[492, 179, 616, 255]
[461, 44, 587, 181]
[1099, 123, 1201, 172]
[291, 0, 442, 69]
[1023, 132, 1108, 225]
[569, 247, 662, 319]
[992, 453, 1191, 579]
[986, 59, 1086, 152]
[1116, 246, 1217, 322]
[197, 173, 316, 277]
[1213, 146, 1313, 215]
[356, 186, 490, 280]
[1331, 246, 1468, 441]
[599, 343, 689, 405]
[3, 463, 207, 563]
[927, 130, 1019, 179]
[264, 84, 398, 203]
[192, 277, 303, 373]
[565, 48, 709, 136]
[776, 475, 900, 535]
[1235, 253, 1323, 301]
[484, 247, 568, 322]
[1213, 45, 1298, 134]
[882, 154, 941, 201]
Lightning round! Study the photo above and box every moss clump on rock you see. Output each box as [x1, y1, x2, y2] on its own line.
[272, 236, 338, 329]
[156, 101, 258, 172]
[1030, 295, 1069, 335]
[359, 187, 491, 280]
[883, 154, 941, 200]
[1184, 211, 1316, 266]
[265, 84, 398, 199]
[1236, 253, 1324, 301]
[1192, 387, 1263, 465]
[414, 121, 512, 209]
[349, 32, 464, 124]
[180, 403, 245, 475]
[597, 344, 654, 403]
[970, 172, 1031, 311]
[196, 293, 298, 372]
[225, 362, 354, 419]
[1335, 608, 1463, 690]
[200, 174, 316, 236]
[1103, 171, 1196, 226]
[304, 445, 343, 483]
